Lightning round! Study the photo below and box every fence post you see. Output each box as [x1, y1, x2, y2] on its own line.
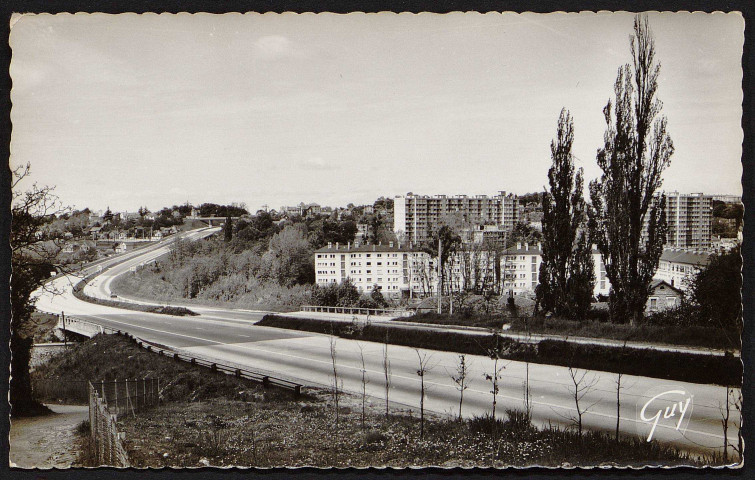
[101, 380, 106, 406]
[142, 377, 147, 409]
[114, 378, 119, 417]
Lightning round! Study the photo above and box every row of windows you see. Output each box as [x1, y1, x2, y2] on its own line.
[316, 253, 406, 259]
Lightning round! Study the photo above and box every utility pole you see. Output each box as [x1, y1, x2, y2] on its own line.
[437, 236, 442, 314]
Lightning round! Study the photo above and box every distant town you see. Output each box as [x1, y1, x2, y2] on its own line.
[48, 188, 742, 316]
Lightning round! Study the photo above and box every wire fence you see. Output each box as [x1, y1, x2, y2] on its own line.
[88, 381, 129, 467]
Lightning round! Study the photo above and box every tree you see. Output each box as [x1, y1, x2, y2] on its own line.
[450, 354, 470, 421]
[383, 338, 392, 419]
[224, 216, 233, 242]
[565, 366, 599, 439]
[588, 14, 673, 325]
[415, 350, 432, 439]
[10, 163, 68, 416]
[358, 343, 369, 430]
[370, 285, 389, 308]
[263, 225, 314, 286]
[688, 247, 742, 342]
[538, 109, 594, 319]
[566, 231, 595, 319]
[103, 206, 113, 223]
[329, 335, 341, 429]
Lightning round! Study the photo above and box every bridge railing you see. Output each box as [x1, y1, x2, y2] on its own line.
[300, 305, 412, 317]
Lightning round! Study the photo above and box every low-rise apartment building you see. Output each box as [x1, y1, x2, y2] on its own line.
[314, 241, 431, 296]
[653, 248, 710, 291]
[501, 243, 609, 298]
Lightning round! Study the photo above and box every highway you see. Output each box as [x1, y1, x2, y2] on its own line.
[32, 229, 741, 460]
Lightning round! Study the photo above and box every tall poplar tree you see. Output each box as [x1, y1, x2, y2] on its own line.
[224, 215, 233, 242]
[537, 109, 594, 318]
[588, 15, 673, 325]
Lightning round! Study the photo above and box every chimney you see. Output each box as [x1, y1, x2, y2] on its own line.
[517, 242, 522, 250]
[525, 242, 529, 251]
[336, 242, 339, 250]
[328, 242, 332, 249]
[389, 241, 394, 248]
[354, 240, 360, 248]
[373, 245, 376, 251]
[347, 242, 351, 249]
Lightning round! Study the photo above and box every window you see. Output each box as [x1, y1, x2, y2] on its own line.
[649, 298, 658, 310]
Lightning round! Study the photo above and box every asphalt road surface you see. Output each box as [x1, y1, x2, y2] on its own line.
[33, 229, 741, 459]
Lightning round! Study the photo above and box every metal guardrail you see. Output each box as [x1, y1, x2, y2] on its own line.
[59, 316, 303, 396]
[301, 305, 412, 317]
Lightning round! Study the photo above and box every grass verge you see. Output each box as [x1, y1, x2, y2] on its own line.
[258, 315, 742, 386]
[403, 312, 739, 351]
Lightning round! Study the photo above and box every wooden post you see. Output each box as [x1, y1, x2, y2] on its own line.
[143, 378, 147, 408]
[114, 379, 118, 417]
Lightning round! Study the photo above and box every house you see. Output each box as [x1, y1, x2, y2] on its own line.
[62, 240, 94, 254]
[115, 242, 128, 254]
[151, 230, 163, 240]
[646, 280, 683, 313]
[90, 226, 103, 240]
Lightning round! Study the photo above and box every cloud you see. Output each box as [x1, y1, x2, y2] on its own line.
[253, 35, 293, 60]
[300, 157, 335, 170]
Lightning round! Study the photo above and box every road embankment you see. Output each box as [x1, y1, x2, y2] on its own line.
[258, 314, 742, 386]
[71, 273, 198, 316]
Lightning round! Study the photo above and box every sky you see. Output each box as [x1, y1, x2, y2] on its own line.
[9, 12, 745, 213]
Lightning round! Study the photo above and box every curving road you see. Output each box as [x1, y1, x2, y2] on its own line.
[32, 229, 741, 460]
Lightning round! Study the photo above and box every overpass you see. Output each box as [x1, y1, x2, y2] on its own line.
[188, 216, 240, 227]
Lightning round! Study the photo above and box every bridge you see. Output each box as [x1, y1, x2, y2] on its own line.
[188, 216, 240, 227]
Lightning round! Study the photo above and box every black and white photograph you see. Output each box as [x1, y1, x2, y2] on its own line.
[5, 9, 746, 469]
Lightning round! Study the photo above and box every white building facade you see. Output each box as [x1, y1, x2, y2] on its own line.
[653, 248, 710, 292]
[314, 242, 431, 296]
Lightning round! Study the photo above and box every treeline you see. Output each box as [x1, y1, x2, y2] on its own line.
[116, 209, 392, 310]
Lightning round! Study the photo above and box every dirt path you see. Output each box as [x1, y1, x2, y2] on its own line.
[9, 404, 89, 469]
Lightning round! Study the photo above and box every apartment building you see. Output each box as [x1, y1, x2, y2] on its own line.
[314, 241, 430, 296]
[461, 224, 509, 246]
[501, 242, 610, 298]
[393, 191, 521, 245]
[642, 192, 712, 250]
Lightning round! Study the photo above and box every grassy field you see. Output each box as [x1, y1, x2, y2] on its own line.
[34, 334, 713, 468]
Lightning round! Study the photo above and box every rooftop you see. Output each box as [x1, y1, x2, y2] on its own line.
[315, 241, 419, 253]
[660, 248, 711, 266]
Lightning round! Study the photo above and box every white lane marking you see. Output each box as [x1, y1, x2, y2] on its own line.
[79, 313, 734, 443]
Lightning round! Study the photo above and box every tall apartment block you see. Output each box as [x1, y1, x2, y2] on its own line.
[393, 191, 521, 245]
[643, 191, 712, 250]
